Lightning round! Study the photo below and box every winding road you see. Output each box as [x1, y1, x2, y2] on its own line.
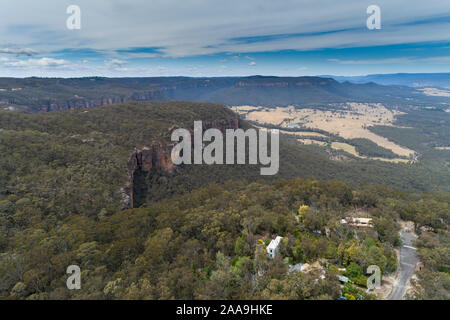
[388, 226, 419, 300]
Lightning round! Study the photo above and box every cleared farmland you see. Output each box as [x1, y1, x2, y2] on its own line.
[241, 103, 415, 159]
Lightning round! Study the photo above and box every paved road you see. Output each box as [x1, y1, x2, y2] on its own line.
[388, 228, 419, 300]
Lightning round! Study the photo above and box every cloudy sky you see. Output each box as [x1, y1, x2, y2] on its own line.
[1, 0, 449, 77]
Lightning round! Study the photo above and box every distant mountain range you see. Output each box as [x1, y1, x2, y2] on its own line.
[0, 76, 447, 113]
[325, 73, 450, 89]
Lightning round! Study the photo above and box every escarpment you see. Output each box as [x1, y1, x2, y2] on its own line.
[126, 117, 240, 208]
[39, 89, 165, 112]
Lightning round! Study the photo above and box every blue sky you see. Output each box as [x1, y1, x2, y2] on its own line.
[0, 0, 449, 77]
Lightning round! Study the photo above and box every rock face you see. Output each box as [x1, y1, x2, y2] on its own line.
[127, 141, 175, 208]
[40, 89, 165, 112]
[128, 141, 175, 174]
[126, 118, 240, 208]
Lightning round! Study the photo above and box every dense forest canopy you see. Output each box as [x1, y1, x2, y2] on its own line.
[0, 101, 448, 300]
[0, 177, 448, 299]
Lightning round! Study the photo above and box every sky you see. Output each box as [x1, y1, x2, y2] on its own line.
[0, 0, 449, 77]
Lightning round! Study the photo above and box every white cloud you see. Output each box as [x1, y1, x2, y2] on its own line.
[105, 59, 128, 69]
[327, 58, 414, 65]
[156, 66, 168, 72]
[0, 0, 448, 58]
[248, 61, 256, 66]
[3, 57, 70, 68]
[328, 56, 450, 65]
[187, 65, 200, 72]
[0, 47, 38, 56]
[422, 56, 450, 62]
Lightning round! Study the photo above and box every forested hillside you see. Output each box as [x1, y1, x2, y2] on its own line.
[0, 101, 448, 300]
[0, 177, 448, 299]
[1, 76, 447, 113]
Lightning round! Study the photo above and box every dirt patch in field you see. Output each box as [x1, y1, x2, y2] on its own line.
[243, 103, 415, 159]
[331, 142, 359, 156]
[280, 130, 327, 138]
[418, 88, 450, 97]
[297, 139, 327, 146]
[246, 107, 291, 125]
[330, 141, 410, 163]
[231, 105, 263, 115]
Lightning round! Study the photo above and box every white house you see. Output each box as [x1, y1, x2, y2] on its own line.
[350, 217, 373, 227]
[340, 217, 373, 227]
[267, 236, 283, 259]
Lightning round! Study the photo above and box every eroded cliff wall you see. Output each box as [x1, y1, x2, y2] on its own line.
[126, 117, 240, 208]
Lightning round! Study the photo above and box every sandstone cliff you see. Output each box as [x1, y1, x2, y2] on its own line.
[39, 89, 165, 112]
[126, 117, 240, 208]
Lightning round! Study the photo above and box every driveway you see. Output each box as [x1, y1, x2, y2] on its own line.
[387, 227, 419, 300]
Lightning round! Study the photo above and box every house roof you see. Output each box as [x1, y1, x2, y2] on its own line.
[352, 217, 372, 223]
[267, 236, 283, 250]
[337, 275, 350, 283]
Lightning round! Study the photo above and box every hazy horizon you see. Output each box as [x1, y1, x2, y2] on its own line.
[1, 72, 450, 80]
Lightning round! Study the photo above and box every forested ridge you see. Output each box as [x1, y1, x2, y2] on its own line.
[0, 101, 448, 299]
[1, 76, 447, 113]
[1, 178, 448, 299]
